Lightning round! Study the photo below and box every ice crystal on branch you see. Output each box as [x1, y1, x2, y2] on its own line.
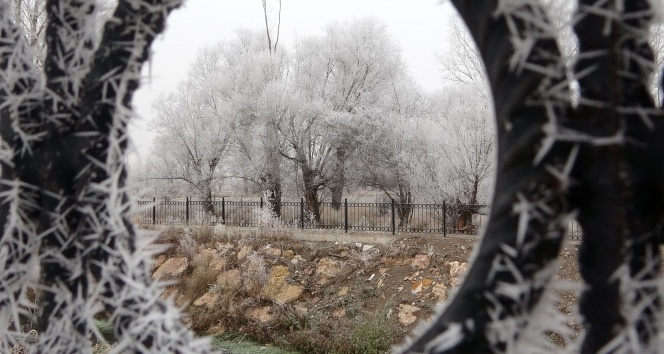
[0, 0, 216, 352]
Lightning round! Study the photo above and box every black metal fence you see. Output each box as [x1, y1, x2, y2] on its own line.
[135, 197, 581, 239]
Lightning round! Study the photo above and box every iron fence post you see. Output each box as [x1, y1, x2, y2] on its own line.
[344, 198, 348, 233]
[443, 201, 447, 237]
[391, 199, 395, 235]
[260, 197, 263, 209]
[152, 197, 156, 225]
[221, 197, 226, 225]
[186, 197, 190, 225]
[300, 198, 304, 229]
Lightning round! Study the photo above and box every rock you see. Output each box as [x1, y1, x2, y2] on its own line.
[209, 256, 227, 271]
[316, 258, 342, 285]
[264, 265, 303, 303]
[411, 278, 433, 294]
[153, 257, 188, 279]
[262, 246, 282, 257]
[362, 244, 375, 252]
[337, 286, 349, 296]
[161, 287, 177, 301]
[448, 261, 469, 278]
[333, 308, 346, 317]
[193, 291, 219, 309]
[432, 283, 448, 301]
[194, 248, 218, 266]
[248, 306, 272, 323]
[398, 304, 421, 325]
[274, 284, 303, 304]
[216, 269, 242, 290]
[237, 245, 253, 260]
[447, 261, 469, 287]
[411, 254, 430, 269]
[290, 255, 304, 264]
[283, 250, 295, 259]
[153, 255, 167, 269]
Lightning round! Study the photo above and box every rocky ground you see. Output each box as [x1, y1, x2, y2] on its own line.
[151, 226, 582, 353]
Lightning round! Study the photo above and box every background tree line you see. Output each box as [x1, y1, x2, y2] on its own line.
[133, 17, 498, 224]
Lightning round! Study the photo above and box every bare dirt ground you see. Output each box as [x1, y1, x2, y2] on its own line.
[151, 226, 583, 353]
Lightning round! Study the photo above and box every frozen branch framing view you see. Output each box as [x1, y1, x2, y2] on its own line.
[0, 0, 663, 353]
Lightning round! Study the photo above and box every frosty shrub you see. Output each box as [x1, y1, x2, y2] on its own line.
[178, 227, 199, 259]
[253, 206, 283, 229]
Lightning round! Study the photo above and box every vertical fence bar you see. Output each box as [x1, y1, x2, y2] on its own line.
[344, 198, 348, 233]
[152, 197, 156, 225]
[260, 197, 263, 209]
[391, 199, 395, 235]
[221, 197, 226, 225]
[300, 198, 304, 229]
[185, 197, 190, 225]
[443, 201, 447, 237]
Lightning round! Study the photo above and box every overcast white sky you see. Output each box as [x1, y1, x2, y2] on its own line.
[130, 0, 456, 161]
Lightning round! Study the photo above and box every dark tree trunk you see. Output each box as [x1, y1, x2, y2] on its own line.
[400, 0, 574, 352]
[457, 176, 480, 232]
[401, 0, 663, 353]
[264, 150, 282, 217]
[396, 184, 412, 227]
[572, 0, 662, 351]
[0, 1, 214, 352]
[301, 166, 321, 223]
[330, 147, 346, 210]
[264, 175, 282, 217]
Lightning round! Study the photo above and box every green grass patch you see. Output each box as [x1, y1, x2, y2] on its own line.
[212, 333, 300, 354]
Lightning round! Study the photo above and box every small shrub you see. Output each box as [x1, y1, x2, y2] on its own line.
[178, 228, 198, 259]
[348, 310, 396, 354]
[155, 225, 185, 245]
[243, 252, 268, 298]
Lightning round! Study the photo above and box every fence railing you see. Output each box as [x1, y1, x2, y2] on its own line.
[135, 197, 581, 239]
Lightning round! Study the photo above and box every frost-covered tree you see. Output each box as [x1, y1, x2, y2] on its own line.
[298, 18, 405, 210]
[0, 0, 214, 352]
[429, 87, 495, 205]
[400, 0, 664, 353]
[150, 46, 237, 213]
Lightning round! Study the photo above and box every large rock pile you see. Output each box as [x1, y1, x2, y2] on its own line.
[152, 238, 471, 335]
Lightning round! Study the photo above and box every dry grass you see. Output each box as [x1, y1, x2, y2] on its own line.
[180, 266, 219, 303]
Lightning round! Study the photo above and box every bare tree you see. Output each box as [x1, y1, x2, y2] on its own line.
[430, 86, 495, 229]
[261, 0, 281, 54]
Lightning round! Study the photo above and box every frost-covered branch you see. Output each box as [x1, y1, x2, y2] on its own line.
[399, 0, 574, 351]
[0, 0, 218, 352]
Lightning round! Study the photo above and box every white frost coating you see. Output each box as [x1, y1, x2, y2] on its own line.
[0, 2, 44, 351]
[514, 273, 583, 354]
[512, 193, 534, 248]
[0, 0, 217, 352]
[425, 323, 465, 353]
